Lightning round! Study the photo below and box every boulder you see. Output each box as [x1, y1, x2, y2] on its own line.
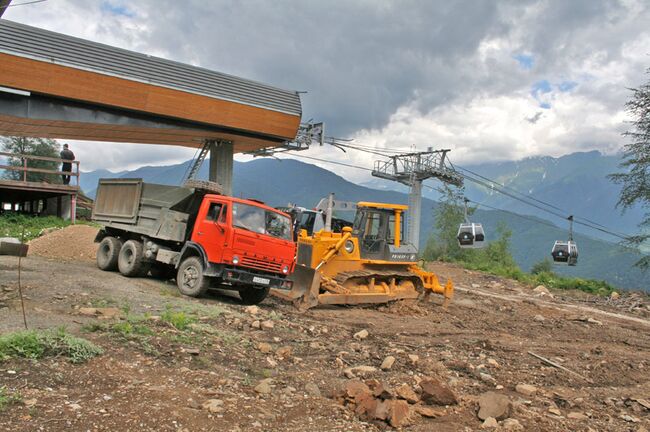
[420, 378, 458, 406]
[344, 380, 372, 400]
[388, 400, 411, 428]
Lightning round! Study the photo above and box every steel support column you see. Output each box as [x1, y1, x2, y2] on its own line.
[407, 179, 423, 250]
[209, 140, 234, 195]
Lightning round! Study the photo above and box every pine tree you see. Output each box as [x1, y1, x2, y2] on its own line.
[609, 69, 650, 269]
[1, 136, 61, 183]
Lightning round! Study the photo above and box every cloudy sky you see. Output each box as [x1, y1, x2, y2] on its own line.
[4, 0, 650, 180]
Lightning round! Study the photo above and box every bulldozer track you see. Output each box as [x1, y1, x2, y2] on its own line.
[333, 269, 421, 285]
[323, 270, 425, 296]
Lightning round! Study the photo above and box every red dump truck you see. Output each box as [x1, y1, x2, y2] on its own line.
[91, 178, 295, 304]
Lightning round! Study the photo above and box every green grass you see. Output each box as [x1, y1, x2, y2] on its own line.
[0, 386, 22, 412]
[161, 307, 196, 330]
[0, 328, 103, 364]
[457, 260, 615, 296]
[0, 214, 70, 241]
[0, 213, 98, 242]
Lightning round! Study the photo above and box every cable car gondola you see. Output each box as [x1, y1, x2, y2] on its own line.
[551, 216, 578, 266]
[457, 199, 486, 249]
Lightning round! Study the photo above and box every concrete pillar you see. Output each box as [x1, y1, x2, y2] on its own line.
[209, 140, 234, 196]
[406, 180, 423, 250]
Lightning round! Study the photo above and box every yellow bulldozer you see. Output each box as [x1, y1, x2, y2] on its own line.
[273, 197, 453, 310]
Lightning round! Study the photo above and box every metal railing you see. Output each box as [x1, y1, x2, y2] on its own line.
[0, 151, 80, 186]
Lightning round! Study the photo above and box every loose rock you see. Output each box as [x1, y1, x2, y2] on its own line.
[502, 418, 524, 431]
[260, 320, 274, 330]
[415, 405, 443, 418]
[254, 379, 273, 394]
[305, 383, 321, 397]
[477, 392, 512, 421]
[388, 399, 410, 428]
[257, 342, 272, 354]
[343, 365, 377, 378]
[567, 412, 587, 420]
[380, 355, 396, 370]
[395, 384, 419, 404]
[515, 384, 537, 397]
[533, 285, 551, 296]
[420, 378, 458, 406]
[201, 399, 224, 413]
[244, 305, 260, 315]
[353, 329, 369, 340]
[481, 417, 498, 428]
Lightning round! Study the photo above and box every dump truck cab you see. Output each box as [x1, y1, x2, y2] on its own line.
[93, 178, 295, 304]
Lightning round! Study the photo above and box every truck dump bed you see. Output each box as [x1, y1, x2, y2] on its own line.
[92, 178, 221, 242]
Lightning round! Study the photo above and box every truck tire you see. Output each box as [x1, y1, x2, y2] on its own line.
[239, 286, 270, 305]
[96, 236, 122, 271]
[118, 240, 146, 277]
[177, 256, 209, 297]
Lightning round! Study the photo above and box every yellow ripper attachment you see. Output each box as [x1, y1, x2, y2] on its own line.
[408, 265, 454, 308]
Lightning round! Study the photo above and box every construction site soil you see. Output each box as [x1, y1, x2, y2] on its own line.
[0, 225, 648, 431]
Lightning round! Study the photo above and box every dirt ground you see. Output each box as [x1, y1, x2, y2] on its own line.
[0, 226, 649, 431]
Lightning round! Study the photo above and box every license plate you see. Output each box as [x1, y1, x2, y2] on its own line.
[252, 276, 270, 285]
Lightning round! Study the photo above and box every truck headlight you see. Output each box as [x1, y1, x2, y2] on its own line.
[282, 265, 289, 274]
[344, 240, 355, 253]
[232, 255, 240, 265]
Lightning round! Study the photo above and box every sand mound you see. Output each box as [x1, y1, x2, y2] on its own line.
[28, 224, 99, 262]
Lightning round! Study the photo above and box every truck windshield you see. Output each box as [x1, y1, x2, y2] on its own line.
[232, 203, 292, 241]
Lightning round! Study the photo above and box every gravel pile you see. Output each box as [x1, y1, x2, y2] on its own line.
[28, 225, 99, 262]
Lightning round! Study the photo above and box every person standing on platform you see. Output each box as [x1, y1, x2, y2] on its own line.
[60, 143, 75, 185]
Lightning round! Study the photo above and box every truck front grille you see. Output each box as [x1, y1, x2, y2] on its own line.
[240, 256, 283, 273]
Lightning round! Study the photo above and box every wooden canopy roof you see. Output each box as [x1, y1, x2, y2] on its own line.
[0, 20, 302, 152]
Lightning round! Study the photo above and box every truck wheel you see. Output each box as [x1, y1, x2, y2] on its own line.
[239, 286, 270, 305]
[177, 256, 209, 297]
[96, 236, 122, 271]
[118, 240, 146, 277]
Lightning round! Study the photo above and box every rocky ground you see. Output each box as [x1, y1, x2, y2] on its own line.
[0, 226, 648, 431]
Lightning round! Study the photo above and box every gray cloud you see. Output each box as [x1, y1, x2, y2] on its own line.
[4, 0, 650, 173]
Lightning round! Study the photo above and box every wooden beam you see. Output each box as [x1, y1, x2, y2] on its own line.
[0, 53, 301, 143]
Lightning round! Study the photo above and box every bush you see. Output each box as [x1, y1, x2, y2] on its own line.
[0, 386, 21, 411]
[0, 328, 103, 364]
[531, 258, 554, 275]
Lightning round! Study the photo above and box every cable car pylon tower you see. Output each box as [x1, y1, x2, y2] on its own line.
[372, 148, 463, 249]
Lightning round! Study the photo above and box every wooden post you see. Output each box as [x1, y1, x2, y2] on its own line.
[70, 194, 77, 224]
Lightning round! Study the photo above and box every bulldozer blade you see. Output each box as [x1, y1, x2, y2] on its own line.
[270, 264, 321, 311]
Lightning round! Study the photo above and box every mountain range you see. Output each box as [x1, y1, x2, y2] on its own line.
[363, 151, 645, 241]
[80, 152, 648, 292]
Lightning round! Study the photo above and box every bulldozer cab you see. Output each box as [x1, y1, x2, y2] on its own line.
[352, 202, 417, 262]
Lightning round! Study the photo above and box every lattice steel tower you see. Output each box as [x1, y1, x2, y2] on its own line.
[372, 149, 463, 250]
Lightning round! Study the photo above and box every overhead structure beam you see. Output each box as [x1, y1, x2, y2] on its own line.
[372, 149, 463, 250]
